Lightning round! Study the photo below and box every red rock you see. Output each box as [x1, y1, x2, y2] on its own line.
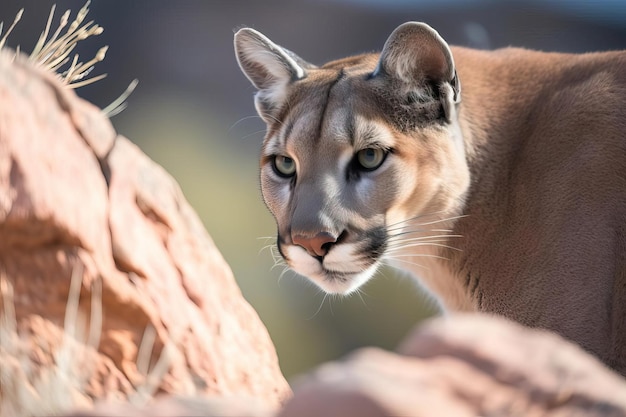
[81, 314, 626, 417]
[278, 314, 626, 417]
[0, 48, 290, 415]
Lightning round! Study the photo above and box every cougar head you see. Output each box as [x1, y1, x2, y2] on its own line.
[234, 22, 469, 294]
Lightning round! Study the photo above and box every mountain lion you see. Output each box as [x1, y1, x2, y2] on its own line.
[234, 22, 626, 374]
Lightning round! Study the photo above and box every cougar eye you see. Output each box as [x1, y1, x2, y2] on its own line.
[356, 148, 386, 171]
[273, 155, 296, 177]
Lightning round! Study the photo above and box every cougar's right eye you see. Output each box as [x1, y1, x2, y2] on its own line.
[272, 155, 296, 177]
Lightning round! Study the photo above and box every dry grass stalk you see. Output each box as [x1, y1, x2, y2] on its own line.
[0, 2, 137, 117]
[0, 263, 190, 416]
[0, 268, 97, 416]
[0, 5, 189, 416]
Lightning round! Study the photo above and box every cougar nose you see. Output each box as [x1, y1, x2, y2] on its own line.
[292, 232, 338, 258]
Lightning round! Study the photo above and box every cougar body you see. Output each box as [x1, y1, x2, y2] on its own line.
[234, 23, 626, 374]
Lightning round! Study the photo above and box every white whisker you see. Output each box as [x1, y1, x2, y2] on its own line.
[240, 129, 269, 141]
[412, 214, 467, 226]
[228, 114, 263, 131]
[258, 243, 276, 256]
[385, 213, 467, 233]
[387, 234, 463, 243]
[276, 265, 291, 286]
[384, 210, 450, 229]
[387, 237, 453, 246]
[386, 252, 451, 261]
[256, 236, 286, 269]
[386, 242, 462, 253]
[353, 287, 370, 310]
[261, 112, 285, 126]
[385, 226, 456, 236]
[307, 293, 328, 320]
[382, 257, 430, 271]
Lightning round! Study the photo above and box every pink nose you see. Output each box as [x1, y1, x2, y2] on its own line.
[292, 232, 338, 258]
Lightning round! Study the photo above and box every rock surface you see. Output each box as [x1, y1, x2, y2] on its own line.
[66, 314, 626, 417]
[279, 314, 626, 417]
[0, 49, 290, 416]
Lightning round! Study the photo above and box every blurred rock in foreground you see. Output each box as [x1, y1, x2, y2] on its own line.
[0, 48, 290, 416]
[279, 314, 626, 417]
[67, 314, 626, 417]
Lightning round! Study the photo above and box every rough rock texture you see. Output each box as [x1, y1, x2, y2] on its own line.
[0, 48, 290, 415]
[66, 314, 626, 417]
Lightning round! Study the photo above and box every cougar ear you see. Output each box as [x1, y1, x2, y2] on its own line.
[234, 28, 314, 123]
[373, 22, 460, 121]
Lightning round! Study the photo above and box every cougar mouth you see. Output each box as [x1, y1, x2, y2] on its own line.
[305, 260, 381, 294]
[280, 227, 387, 294]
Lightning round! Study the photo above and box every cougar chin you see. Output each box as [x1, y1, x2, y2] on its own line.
[284, 245, 380, 294]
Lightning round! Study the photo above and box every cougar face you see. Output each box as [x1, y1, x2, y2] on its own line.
[235, 23, 470, 294]
[234, 21, 626, 377]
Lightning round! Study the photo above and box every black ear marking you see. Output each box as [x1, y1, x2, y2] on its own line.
[451, 69, 461, 103]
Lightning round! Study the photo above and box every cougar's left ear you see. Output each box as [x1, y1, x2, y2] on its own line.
[234, 28, 315, 123]
[373, 22, 461, 121]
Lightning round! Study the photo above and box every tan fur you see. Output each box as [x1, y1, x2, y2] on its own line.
[235, 23, 626, 375]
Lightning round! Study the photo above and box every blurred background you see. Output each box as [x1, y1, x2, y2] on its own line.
[2, 0, 625, 380]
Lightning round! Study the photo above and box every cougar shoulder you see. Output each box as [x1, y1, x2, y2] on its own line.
[234, 22, 626, 374]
